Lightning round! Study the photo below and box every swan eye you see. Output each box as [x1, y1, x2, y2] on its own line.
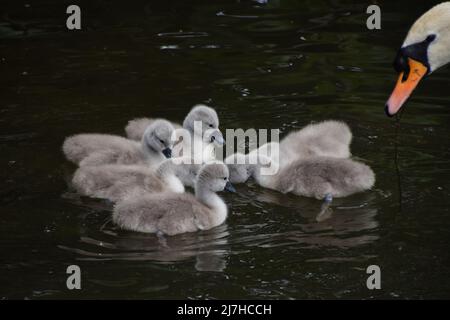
[209, 124, 213, 128]
[223, 177, 227, 181]
[159, 139, 165, 144]
[394, 51, 409, 74]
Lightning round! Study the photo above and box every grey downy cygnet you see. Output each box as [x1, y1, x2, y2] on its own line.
[63, 120, 174, 170]
[279, 120, 352, 163]
[125, 118, 182, 141]
[125, 104, 225, 162]
[225, 153, 375, 200]
[252, 121, 353, 169]
[72, 157, 201, 202]
[175, 104, 225, 163]
[112, 162, 236, 236]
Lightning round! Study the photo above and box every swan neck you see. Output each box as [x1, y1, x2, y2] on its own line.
[156, 160, 184, 193]
[195, 187, 228, 225]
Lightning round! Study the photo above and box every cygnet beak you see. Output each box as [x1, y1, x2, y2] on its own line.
[224, 181, 236, 193]
[162, 147, 172, 158]
[210, 130, 225, 145]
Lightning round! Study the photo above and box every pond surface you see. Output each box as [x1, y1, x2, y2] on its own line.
[1, 0, 450, 299]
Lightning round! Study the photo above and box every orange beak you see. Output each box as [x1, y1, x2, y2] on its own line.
[385, 58, 428, 117]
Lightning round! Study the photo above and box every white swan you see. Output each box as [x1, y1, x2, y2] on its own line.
[113, 162, 236, 236]
[386, 2, 450, 116]
[63, 120, 174, 170]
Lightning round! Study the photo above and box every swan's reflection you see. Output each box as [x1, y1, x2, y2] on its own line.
[235, 186, 380, 249]
[60, 223, 230, 272]
[195, 252, 228, 272]
[61, 180, 379, 271]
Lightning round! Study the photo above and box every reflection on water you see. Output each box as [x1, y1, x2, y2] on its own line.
[1, 0, 450, 299]
[58, 186, 379, 273]
[59, 220, 230, 273]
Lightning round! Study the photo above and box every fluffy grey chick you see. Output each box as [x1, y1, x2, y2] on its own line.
[279, 120, 352, 165]
[124, 104, 223, 142]
[72, 158, 201, 202]
[174, 104, 225, 162]
[113, 162, 236, 236]
[225, 153, 258, 184]
[63, 120, 174, 169]
[125, 118, 182, 141]
[124, 105, 225, 162]
[182, 104, 220, 138]
[267, 157, 375, 199]
[226, 153, 375, 199]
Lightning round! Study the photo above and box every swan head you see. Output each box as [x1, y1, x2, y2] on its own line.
[155, 157, 201, 190]
[386, 2, 450, 116]
[196, 162, 236, 193]
[204, 128, 225, 145]
[171, 157, 202, 188]
[183, 104, 225, 144]
[224, 153, 252, 184]
[224, 152, 275, 183]
[142, 119, 175, 158]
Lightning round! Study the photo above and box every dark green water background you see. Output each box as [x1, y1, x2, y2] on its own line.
[1, 0, 449, 299]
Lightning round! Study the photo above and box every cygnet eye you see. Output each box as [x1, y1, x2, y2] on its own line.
[209, 124, 214, 128]
[223, 177, 227, 181]
[159, 139, 165, 144]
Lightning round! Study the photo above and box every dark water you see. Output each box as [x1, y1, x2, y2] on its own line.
[1, 0, 450, 299]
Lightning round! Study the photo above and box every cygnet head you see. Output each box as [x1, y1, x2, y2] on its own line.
[170, 157, 202, 188]
[225, 153, 274, 183]
[224, 153, 252, 184]
[142, 120, 174, 158]
[196, 162, 236, 193]
[154, 157, 200, 193]
[204, 128, 225, 145]
[183, 104, 225, 145]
